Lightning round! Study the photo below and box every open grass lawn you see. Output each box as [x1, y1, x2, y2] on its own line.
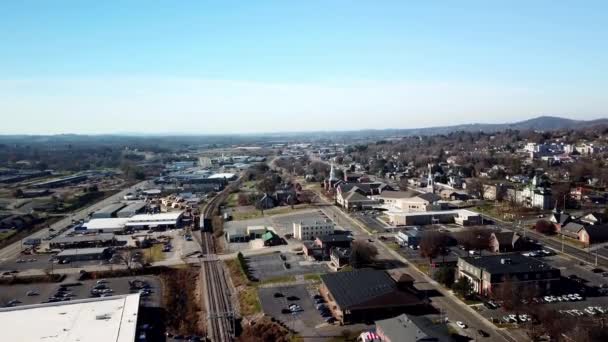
[231, 204, 315, 221]
[226, 193, 239, 208]
[303, 273, 322, 282]
[258, 275, 296, 285]
[0, 229, 16, 242]
[225, 259, 262, 316]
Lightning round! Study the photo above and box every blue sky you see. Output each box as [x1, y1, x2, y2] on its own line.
[1, 1, 607, 134]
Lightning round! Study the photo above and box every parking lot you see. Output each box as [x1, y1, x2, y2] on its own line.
[258, 284, 328, 337]
[0, 275, 161, 308]
[246, 252, 329, 281]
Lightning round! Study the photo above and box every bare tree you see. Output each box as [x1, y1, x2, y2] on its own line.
[419, 231, 449, 265]
[349, 240, 378, 268]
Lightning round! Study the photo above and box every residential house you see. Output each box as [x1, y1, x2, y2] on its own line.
[489, 231, 522, 253]
[257, 194, 276, 210]
[330, 247, 351, 268]
[303, 234, 352, 260]
[549, 210, 572, 231]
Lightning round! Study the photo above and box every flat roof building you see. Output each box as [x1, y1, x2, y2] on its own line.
[124, 212, 183, 230]
[50, 233, 117, 249]
[0, 294, 140, 342]
[83, 218, 130, 233]
[457, 254, 561, 296]
[56, 247, 112, 262]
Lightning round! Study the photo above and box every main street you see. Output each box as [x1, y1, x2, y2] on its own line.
[0, 180, 150, 263]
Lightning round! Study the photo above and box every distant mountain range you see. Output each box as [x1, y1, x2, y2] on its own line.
[344, 116, 608, 137]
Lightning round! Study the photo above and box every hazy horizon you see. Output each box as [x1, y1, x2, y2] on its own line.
[2, 2, 608, 134]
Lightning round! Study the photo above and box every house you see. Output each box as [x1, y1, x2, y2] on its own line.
[457, 254, 560, 296]
[257, 193, 276, 209]
[561, 222, 585, 240]
[375, 314, 453, 342]
[319, 269, 424, 324]
[580, 212, 608, 225]
[489, 231, 522, 253]
[330, 247, 351, 268]
[549, 210, 572, 231]
[563, 222, 608, 245]
[303, 234, 352, 260]
[579, 225, 608, 245]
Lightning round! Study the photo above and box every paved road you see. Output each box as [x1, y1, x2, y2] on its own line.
[313, 191, 516, 342]
[0, 180, 150, 263]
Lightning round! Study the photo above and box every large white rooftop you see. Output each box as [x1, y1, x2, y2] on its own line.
[83, 218, 130, 230]
[208, 173, 235, 179]
[128, 212, 183, 222]
[0, 293, 140, 342]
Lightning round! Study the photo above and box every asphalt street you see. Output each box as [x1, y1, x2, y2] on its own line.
[0, 180, 149, 263]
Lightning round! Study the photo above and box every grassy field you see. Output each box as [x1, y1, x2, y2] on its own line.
[231, 204, 315, 221]
[258, 275, 296, 285]
[225, 259, 262, 316]
[226, 193, 239, 208]
[385, 241, 400, 251]
[0, 229, 16, 242]
[303, 273, 322, 282]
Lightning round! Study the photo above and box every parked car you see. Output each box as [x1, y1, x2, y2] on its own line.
[456, 321, 467, 329]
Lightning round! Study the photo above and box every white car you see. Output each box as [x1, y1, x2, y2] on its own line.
[456, 321, 467, 329]
[543, 296, 553, 303]
[594, 307, 605, 314]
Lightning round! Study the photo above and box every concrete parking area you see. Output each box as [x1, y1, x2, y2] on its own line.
[0, 275, 161, 308]
[258, 284, 333, 338]
[246, 252, 329, 281]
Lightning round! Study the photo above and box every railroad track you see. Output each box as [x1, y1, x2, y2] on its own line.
[201, 233, 233, 342]
[199, 177, 241, 342]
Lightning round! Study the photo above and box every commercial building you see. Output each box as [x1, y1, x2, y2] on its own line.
[117, 202, 148, 218]
[375, 314, 453, 342]
[92, 203, 127, 219]
[0, 294, 140, 342]
[293, 219, 335, 240]
[50, 233, 117, 249]
[396, 230, 421, 249]
[388, 209, 480, 226]
[320, 269, 423, 324]
[457, 254, 561, 296]
[56, 247, 112, 262]
[31, 174, 88, 188]
[124, 212, 184, 230]
[208, 173, 237, 181]
[83, 218, 130, 233]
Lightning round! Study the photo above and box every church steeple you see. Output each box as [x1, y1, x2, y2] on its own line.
[329, 163, 337, 182]
[427, 164, 435, 193]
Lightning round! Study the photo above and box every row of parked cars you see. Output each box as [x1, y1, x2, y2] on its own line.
[501, 314, 532, 324]
[313, 293, 336, 324]
[559, 306, 607, 317]
[538, 293, 584, 303]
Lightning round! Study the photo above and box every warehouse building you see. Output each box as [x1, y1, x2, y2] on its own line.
[124, 212, 184, 230]
[117, 202, 147, 218]
[0, 294, 140, 342]
[56, 247, 112, 262]
[31, 174, 88, 188]
[91, 203, 127, 219]
[50, 233, 117, 249]
[83, 218, 130, 233]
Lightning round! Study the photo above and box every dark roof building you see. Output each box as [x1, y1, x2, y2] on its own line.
[457, 254, 560, 296]
[320, 269, 423, 324]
